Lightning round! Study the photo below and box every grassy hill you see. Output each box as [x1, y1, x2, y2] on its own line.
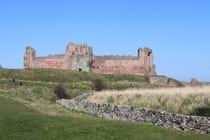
[0, 68, 154, 99]
[0, 68, 184, 90]
[1, 97, 210, 140]
[1, 68, 209, 140]
[0, 68, 148, 83]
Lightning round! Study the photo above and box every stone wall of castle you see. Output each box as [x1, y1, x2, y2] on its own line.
[24, 47, 67, 69]
[91, 47, 156, 76]
[24, 42, 156, 76]
[91, 57, 147, 75]
[24, 43, 92, 71]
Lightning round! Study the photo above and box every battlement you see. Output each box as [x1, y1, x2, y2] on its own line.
[66, 42, 93, 56]
[24, 42, 156, 76]
[94, 55, 138, 60]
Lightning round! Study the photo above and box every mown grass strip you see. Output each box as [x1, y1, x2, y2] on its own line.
[0, 97, 210, 140]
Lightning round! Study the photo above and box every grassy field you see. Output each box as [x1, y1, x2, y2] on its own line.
[0, 68, 209, 139]
[86, 87, 210, 116]
[0, 68, 149, 85]
[1, 97, 210, 140]
[0, 68, 184, 90]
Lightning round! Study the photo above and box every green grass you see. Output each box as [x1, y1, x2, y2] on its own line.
[0, 68, 183, 90]
[0, 78, 90, 99]
[0, 68, 207, 139]
[1, 97, 210, 140]
[0, 68, 148, 83]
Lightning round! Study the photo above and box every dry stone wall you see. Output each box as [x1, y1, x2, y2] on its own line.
[57, 93, 210, 134]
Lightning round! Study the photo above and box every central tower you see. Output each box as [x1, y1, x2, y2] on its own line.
[65, 43, 92, 72]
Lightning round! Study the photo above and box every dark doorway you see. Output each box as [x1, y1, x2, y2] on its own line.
[78, 68, 82, 72]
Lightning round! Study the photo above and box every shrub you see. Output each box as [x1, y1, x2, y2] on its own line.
[107, 96, 115, 104]
[54, 84, 67, 99]
[92, 79, 105, 91]
[191, 106, 210, 117]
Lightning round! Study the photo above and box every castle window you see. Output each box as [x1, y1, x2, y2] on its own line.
[97, 66, 99, 69]
[147, 51, 152, 64]
[72, 52, 75, 55]
[92, 66, 95, 68]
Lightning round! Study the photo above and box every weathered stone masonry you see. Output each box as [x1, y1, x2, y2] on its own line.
[24, 42, 156, 76]
[57, 93, 210, 134]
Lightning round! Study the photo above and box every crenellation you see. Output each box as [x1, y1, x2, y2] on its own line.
[24, 42, 156, 76]
[48, 54, 65, 57]
[94, 55, 138, 60]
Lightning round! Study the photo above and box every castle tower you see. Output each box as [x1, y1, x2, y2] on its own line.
[24, 47, 36, 68]
[65, 42, 93, 72]
[138, 47, 156, 76]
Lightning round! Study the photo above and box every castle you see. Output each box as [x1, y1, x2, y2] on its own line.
[24, 42, 156, 76]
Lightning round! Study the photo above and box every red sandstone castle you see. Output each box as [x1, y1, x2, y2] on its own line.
[24, 42, 156, 76]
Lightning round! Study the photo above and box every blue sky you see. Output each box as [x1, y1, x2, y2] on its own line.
[0, 0, 209, 82]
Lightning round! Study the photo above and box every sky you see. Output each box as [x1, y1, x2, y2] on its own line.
[0, 0, 209, 82]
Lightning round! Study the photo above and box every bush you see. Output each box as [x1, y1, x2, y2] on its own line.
[107, 96, 115, 104]
[54, 84, 67, 99]
[191, 106, 210, 117]
[92, 79, 105, 91]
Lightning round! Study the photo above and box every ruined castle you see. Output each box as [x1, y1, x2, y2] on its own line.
[24, 42, 156, 76]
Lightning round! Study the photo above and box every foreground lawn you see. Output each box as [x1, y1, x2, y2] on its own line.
[0, 97, 210, 140]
